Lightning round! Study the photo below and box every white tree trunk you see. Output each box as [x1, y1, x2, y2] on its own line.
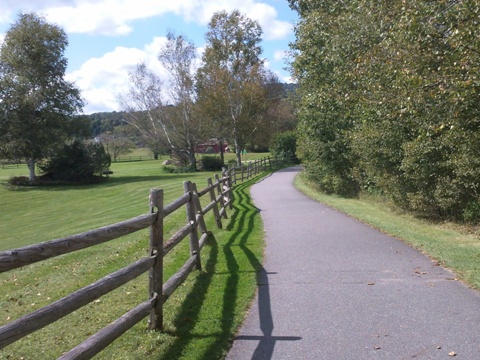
[28, 158, 36, 182]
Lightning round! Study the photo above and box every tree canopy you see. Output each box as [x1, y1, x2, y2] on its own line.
[0, 12, 84, 182]
[197, 10, 281, 165]
[289, 0, 480, 221]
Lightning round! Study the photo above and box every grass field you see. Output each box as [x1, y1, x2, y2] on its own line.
[0, 151, 270, 250]
[0, 156, 268, 359]
[295, 174, 480, 290]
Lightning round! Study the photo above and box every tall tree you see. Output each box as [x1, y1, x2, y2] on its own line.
[0, 12, 84, 182]
[288, 0, 365, 196]
[197, 10, 275, 165]
[119, 62, 167, 159]
[158, 32, 200, 169]
[121, 33, 201, 170]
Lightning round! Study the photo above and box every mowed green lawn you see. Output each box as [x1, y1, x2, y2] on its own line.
[0, 151, 269, 251]
[0, 159, 201, 250]
[0, 156, 267, 359]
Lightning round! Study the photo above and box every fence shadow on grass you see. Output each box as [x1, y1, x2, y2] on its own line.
[157, 176, 263, 360]
[157, 232, 219, 360]
[201, 178, 263, 360]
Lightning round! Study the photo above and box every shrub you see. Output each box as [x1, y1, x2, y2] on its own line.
[269, 131, 299, 163]
[8, 176, 31, 187]
[38, 140, 111, 182]
[162, 165, 195, 174]
[201, 155, 224, 171]
[463, 200, 480, 224]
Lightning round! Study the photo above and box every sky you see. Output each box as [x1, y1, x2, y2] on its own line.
[0, 0, 297, 114]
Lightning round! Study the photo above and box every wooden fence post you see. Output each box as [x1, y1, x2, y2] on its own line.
[184, 182, 202, 271]
[215, 174, 227, 219]
[208, 177, 223, 229]
[223, 168, 233, 210]
[191, 183, 207, 235]
[149, 189, 163, 331]
[232, 166, 237, 185]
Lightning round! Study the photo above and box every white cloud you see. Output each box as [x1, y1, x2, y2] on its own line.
[247, 3, 291, 40]
[1, 0, 294, 112]
[66, 43, 161, 113]
[66, 36, 204, 114]
[179, 0, 292, 41]
[274, 50, 286, 62]
[1, 1, 292, 40]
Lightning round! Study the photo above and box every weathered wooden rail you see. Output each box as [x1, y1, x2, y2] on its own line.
[0, 154, 290, 358]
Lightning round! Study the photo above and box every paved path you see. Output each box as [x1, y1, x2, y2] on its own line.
[226, 167, 480, 360]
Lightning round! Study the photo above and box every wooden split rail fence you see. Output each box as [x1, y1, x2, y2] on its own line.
[229, 154, 291, 184]
[0, 154, 290, 358]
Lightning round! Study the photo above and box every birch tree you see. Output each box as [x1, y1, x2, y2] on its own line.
[120, 33, 200, 169]
[0, 12, 84, 182]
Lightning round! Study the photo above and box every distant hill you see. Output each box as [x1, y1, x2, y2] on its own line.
[79, 83, 296, 137]
[76, 111, 127, 137]
[282, 82, 298, 94]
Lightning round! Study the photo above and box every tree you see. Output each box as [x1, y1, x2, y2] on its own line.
[289, 0, 480, 220]
[288, 1, 365, 196]
[121, 33, 201, 170]
[158, 32, 201, 169]
[0, 12, 84, 182]
[98, 127, 135, 162]
[269, 130, 298, 161]
[197, 10, 276, 165]
[119, 62, 165, 154]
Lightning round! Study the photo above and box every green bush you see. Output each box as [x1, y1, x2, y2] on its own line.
[201, 155, 224, 171]
[8, 176, 31, 187]
[463, 200, 480, 224]
[38, 140, 111, 182]
[161, 165, 195, 174]
[269, 131, 299, 163]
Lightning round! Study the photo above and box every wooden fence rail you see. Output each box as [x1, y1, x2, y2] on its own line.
[0, 154, 290, 358]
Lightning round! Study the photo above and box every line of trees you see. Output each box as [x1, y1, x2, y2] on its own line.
[0, 10, 296, 181]
[120, 10, 295, 169]
[289, 0, 480, 222]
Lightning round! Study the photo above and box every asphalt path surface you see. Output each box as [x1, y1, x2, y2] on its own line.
[226, 167, 480, 360]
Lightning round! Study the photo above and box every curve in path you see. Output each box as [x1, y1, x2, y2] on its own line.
[226, 167, 480, 360]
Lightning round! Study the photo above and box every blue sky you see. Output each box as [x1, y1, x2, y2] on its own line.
[0, 1, 297, 114]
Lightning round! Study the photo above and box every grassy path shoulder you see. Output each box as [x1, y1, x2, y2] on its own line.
[295, 173, 480, 291]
